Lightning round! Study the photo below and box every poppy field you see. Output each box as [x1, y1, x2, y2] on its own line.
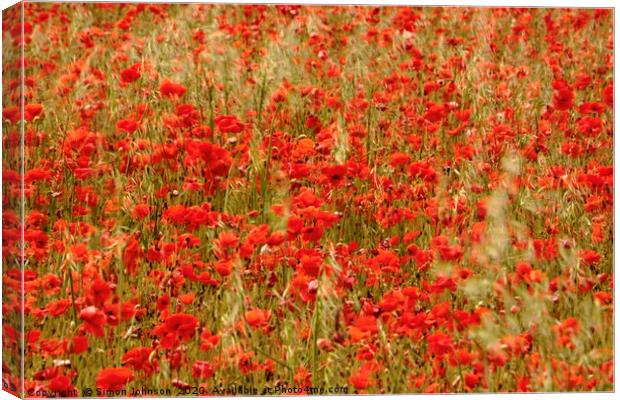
[1, 3, 615, 397]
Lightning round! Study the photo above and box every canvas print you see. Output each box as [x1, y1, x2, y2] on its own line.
[1, 2, 614, 397]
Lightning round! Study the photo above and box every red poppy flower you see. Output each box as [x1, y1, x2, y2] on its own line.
[159, 79, 187, 98]
[552, 81, 574, 110]
[200, 329, 220, 352]
[45, 299, 72, 317]
[71, 336, 89, 354]
[427, 331, 453, 357]
[176, 104, 200, 127]
[3, 105, 20, 123]
[191, 361, 215, 379]
[95, 367, 134, 391]
[89, 278, 111, 306]
[579, 249, 601, 267]
[132, 203, 151, 219]
[122, 347, 158, 375]
[24, 103, 43, 122]
[48, 375, 76, 396]
[120, 63, 141, 84]
[116, 118, 139, 134]
[153, 313, 199, 349]
[156, 294, 170, 312]
[79, 306, 106, 337]
[245, 308, 271, 328]
[463, 372, 480, 389]
[349, 363, 376, 391]
[122, 235, 143, 275]
[214, 259, 233, 277]
[215, 115, 244, 134]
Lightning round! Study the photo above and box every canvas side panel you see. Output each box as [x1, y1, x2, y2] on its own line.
[2, 2, 24, 398]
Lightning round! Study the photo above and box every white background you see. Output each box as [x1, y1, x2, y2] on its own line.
[0, 0, 617, 399]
